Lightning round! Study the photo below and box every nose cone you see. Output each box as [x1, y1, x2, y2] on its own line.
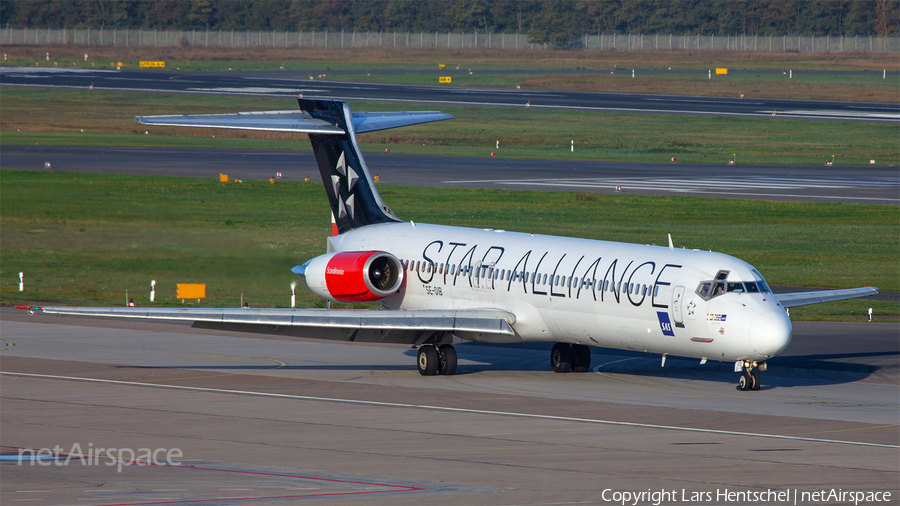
[749, 311, 792, 357]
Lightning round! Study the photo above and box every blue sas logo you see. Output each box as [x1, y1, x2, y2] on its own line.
[657, 311, 675, 336]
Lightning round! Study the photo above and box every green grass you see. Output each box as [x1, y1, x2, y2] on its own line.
[2, 88, 898, 166]
[1, 170, 896, 321]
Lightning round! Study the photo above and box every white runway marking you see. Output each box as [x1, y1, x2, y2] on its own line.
[445, 176, 900, 202]
[3, 371, 896, 449]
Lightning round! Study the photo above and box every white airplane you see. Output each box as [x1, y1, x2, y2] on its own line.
[28, 98, 878, 391]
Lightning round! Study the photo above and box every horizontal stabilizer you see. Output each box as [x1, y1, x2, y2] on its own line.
[774, 287, 878, 308]
[352, 111, 453, 133]
[134, 109, 452, 134]
[37, 306, 515, 337]
[134, 110, 344, 134]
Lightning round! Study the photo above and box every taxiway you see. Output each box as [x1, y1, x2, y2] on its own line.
[1, 310, 897, 504]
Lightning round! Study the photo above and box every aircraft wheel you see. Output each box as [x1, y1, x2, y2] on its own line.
[737, 371, 751, 391]
[438, 344, 458, 376]
[571, 344, 591, 372]
[550, 343, 572, 373]
[417, 346, 438, 376]
[750, 370, 760, 391]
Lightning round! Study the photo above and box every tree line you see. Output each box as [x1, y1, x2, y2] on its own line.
[2, 0, 897, 40]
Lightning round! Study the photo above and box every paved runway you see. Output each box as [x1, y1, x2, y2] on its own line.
[1, 309, 897, 505]
[4, 145, 899, 205]
[2, 66, 898, 123]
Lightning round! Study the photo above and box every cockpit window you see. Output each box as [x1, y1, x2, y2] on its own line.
[711, 282, 725, 297]
[727, 282, 745, 293]
[751, 269, 771, 293]
[697, 282, 712, 298]
[697, 269, 771, 300]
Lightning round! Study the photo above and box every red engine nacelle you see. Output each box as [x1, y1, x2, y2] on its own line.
[299, 251, 404, 302]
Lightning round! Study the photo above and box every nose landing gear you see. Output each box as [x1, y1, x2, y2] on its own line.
[736, 360, 763, 391]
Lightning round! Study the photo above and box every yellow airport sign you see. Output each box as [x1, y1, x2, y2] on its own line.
[438, 63, 445, 68]
[715, 68, 728, 75]
[219, 173, 228, 182]
[439, 76, 451, 83]
[140, 61, 165, 68]
[177, 283, 206, 299]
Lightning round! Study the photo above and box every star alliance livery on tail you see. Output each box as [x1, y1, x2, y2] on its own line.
[29, 98, 878, 391]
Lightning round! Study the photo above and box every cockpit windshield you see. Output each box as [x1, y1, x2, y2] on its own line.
[696, 270, 771, 300]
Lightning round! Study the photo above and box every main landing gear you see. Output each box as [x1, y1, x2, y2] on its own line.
[550, 343, 591, 373]
[736, 360, 765, 391]
[416, 344, 457, 376]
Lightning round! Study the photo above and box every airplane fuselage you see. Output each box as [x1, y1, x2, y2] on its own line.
[321, 221, 793, 364]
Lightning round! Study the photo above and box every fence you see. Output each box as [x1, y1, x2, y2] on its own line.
[4, 27, 898, 53]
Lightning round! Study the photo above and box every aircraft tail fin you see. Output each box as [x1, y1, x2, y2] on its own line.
[298, 99, 399, 233]
[136, 99, 451, 234]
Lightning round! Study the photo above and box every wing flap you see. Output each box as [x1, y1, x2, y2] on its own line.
[775, 287, 878, 308]
[37, 307, 515, 336]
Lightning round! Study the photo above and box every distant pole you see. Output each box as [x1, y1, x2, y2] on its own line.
[291, 282, 297, 308]
[571, 140, 574, 152]
[789, 70, 792, 79]
[18, 272, 24, 291]
[708, 69, 711, 79]
[150, 280, 156, 302]
[868, 308, 873, 322]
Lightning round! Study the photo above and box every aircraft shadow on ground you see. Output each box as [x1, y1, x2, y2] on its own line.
[408, 342, 897, 388]
[118, 344, 896, 389]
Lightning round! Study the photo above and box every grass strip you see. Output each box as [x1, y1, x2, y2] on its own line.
[1, 169, 895, 321]
[2, 88, 897, 166]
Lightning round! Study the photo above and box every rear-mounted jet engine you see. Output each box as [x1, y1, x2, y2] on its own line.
[296, 251, 403, 302]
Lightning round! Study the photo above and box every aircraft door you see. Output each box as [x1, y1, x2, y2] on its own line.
[672, 286, 685, 325]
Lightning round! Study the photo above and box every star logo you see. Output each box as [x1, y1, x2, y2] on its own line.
[687, 301, 696, 316]
[334, 151, 359, 219]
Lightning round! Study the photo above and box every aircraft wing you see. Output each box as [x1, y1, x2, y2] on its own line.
[134, 110, 452, 134]
[774, 287, 879, 308]
[32, 306, 515, 344]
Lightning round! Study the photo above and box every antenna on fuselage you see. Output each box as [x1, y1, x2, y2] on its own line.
[668, 234, 674, 251]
